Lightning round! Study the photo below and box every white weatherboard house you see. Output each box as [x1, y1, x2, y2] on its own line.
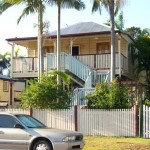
[6, 22, 135, 107]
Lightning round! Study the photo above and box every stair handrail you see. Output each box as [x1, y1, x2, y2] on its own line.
[71, 87, 94, 106]
[104, 70, 110, 83]
[47, 52, 110, 87]
[61, 52, 93, 87]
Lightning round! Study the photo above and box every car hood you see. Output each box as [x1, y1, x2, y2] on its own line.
[31, 127, 80, 136]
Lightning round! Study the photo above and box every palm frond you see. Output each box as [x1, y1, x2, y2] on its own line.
[92, 0, 102, 14]
[4, 0, 23, 4]
[61, 0, 85, 10]
[0, 1, 14, 13]
[17, 0, 45, 24]
[17, 5, 38, 24]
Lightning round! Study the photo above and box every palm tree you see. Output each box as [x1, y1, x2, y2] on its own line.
[92, 0, 126, 82]
[0, 0, 46, 80]
[48, 0, 85, 83]
[0, 52, 11, 74]
[1, 0, 85, 82]
[105, 11, 124, 30]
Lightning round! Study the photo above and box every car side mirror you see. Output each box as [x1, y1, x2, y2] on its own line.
[14, 123, 25, 129]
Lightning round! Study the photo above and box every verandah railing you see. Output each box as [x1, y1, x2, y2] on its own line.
[13, 57, 47, 73]
[13, 52, 128, 74]
[75, 52, 128, 71]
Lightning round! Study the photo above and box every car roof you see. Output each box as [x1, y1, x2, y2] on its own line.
[0, 112, 28, 116]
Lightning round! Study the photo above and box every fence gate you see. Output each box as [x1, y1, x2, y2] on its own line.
[143, 105, 150, 138]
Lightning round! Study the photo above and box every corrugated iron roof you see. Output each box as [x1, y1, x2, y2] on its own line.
[50, 22, 111, 36]
[0, 74, 11, 80]
[6, 22, 122, 42]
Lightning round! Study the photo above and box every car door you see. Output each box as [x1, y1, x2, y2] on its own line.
[0, 114, 27, 150]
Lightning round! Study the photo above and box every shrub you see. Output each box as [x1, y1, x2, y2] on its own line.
[86, 79, 131, 109]
[20, 71, 71, 109]
[144, 99, 150, 106]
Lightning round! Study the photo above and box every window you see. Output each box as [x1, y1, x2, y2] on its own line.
[0, 115, 18, 128]
[3, 81, 9, 92]
[97, 42, 110, 54]
[43, 46, 54, 54]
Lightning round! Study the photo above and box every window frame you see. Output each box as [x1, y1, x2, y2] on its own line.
[3, 81, 9, 92]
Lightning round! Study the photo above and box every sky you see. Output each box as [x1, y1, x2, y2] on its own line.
[0, 0, 150, 54]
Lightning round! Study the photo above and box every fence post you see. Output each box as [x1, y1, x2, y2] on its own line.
[30, 108, 33, 116]
[74, 105, 78, 131]
[139, 101, 143, 137]
[134, 104, 139, 136]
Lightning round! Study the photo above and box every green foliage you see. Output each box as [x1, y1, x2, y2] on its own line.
[104, 11, 124, 30]
[129, 36, 150, 99]
[125, 27, 150, 39]
[20, 71, 71, 109]
[143, 99, 150, 107]
[86, 79, 130, 109]
[0, 52, 11, 74]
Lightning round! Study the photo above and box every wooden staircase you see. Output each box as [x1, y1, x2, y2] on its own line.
[47, 52, 110, 105]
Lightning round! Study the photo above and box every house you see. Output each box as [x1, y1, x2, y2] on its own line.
[0, 74, 12, 108]
[6, 22, 136, 106]
[0, 74, 26, 108]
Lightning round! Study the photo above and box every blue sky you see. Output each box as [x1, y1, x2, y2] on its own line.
[0, 0, 150, 53]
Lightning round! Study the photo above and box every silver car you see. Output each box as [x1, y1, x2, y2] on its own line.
[0, 113, 84, 150]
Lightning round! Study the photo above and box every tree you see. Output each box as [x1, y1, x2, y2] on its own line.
[105, 11, 124, 30]
[20, 71, 71, 109]
[1, 0, 85, 82]
[86, 79, 130, 109]
[48, 0, 85, 84]
[0, 52, 11, 74]
[126, 27, 150, 39]
[92, 0, 126, 82]
[129, 36, 150, 99]
[115, 11, 124, 30]
[0, 0, 46, 80]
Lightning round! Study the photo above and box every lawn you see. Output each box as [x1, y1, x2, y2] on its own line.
[83, 136, 150, 150]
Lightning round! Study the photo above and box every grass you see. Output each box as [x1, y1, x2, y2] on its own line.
[83, 136, 150, 150]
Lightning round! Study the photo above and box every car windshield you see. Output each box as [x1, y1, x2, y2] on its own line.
[15, 115, 47, 128]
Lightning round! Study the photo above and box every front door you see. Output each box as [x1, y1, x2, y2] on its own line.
[72, 46, 79, 56]
[0, 114, 27, 150]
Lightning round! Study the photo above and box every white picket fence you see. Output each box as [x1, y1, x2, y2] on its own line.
[78, 107, 136, 136]
[0, 107, 138, 137]
[32, 108, 75, 131]
[0, 109, 29, 114]
[143, 105, 150, 138]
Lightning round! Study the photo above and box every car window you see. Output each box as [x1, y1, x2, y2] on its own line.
[15, 115, 46, 128]
[0, 115, 18, 128]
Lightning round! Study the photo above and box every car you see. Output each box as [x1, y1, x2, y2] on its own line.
[0, 113, 84, 150]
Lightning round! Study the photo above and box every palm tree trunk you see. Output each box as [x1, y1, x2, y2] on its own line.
[38, 0, 43, 81]
[110, 0, 115, 82]
[57, 4, 61, 84]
